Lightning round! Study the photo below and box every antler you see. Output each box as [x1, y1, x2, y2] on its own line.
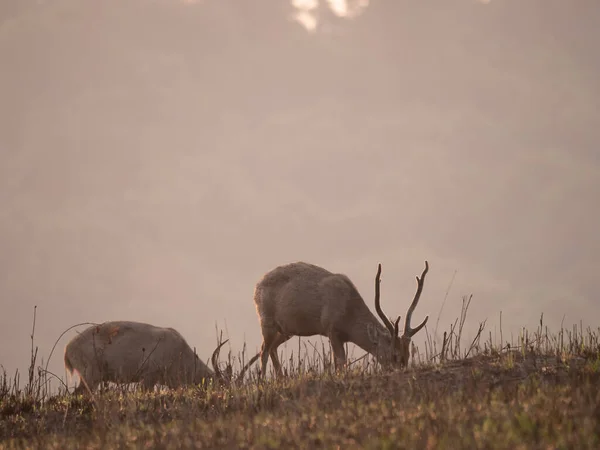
[212, 340, 261, 385]
[235, 351, 261, 384]
[403, 260, 430, 338]
[374, 263, 398, 337]
[211, 338, 229, 381]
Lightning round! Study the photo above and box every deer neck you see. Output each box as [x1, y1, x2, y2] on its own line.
[193, 360, 214, 383]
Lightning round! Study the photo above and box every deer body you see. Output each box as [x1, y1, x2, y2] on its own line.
[254, 261, 430, 377]
[64, 321, 230, 394]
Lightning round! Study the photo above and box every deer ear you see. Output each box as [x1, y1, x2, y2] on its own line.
[366, 323, 378, 345]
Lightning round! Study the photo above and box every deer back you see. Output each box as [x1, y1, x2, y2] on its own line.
[254, 262, 379, 337]
[65, 321, 213, 386]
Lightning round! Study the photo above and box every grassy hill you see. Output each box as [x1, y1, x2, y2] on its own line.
[1, 313, 599, 449]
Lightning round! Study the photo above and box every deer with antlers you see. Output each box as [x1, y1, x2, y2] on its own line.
[253, 261, 430, 377]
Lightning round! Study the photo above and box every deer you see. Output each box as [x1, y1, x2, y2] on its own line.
[253, 260, 430, 378]
[64, 321, 260, 395]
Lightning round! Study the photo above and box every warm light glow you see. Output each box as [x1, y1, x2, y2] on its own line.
[292, 0, 319, 10]
[325, 0, 369, 18]
[294, 11, 318, 32]
[325, 0, 349, 17]
[291, 0, 369, 32]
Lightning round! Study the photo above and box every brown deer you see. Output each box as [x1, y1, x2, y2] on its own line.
[253, 261, 430, 377]
[64, 321, 260, 394]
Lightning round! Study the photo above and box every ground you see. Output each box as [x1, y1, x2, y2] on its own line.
[1, 316, 599, 449]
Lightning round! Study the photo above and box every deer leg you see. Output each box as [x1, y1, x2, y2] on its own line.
[141, 376, 157, 393]
[73, 382, 88, 396]
[260, 326, 279, 378]
[329, 333, 347, 373]
[269, 333, 292, 378]
[73, 368, 99, 396]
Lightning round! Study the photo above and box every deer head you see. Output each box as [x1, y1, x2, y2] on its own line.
[372, 261, 429, 367]
[210, 338, 261, 385]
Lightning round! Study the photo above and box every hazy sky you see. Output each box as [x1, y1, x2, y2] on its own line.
[1, 0, 599, 388]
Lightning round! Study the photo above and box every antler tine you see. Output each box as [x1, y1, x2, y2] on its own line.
[374, 263, 396, 336]
[211, 338, 229, 381]
[235, 351, 261, 384]
[403, 260, 430, 338]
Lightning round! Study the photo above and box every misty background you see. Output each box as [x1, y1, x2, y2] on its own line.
[1, 0, 599, 389]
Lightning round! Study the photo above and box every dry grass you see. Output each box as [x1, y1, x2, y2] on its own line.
[1, 305, 600, 449]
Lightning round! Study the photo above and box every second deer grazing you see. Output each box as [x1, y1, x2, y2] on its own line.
[253, 261, 430, 378]
[64, 321, 260, 395]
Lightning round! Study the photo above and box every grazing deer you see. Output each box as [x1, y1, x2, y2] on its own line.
[64, 321, 259, 395]
[253, 261, 430, 377]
